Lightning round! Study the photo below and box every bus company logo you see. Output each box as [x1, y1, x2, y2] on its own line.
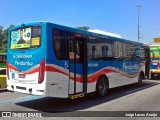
[88, 63, 98, 67]
[13, 55, 32, 59]
[15, 60, 33, 66]
[123, 63, 139, 71]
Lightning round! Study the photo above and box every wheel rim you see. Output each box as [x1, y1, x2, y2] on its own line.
[98, 78, 107, 96]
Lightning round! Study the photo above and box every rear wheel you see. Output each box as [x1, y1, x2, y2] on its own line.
[137, 73, 143, 86]
[95, 76, 109, 97]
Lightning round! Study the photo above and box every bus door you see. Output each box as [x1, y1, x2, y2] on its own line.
[68, 38, 87, 95]
[145, 47, 150, 79]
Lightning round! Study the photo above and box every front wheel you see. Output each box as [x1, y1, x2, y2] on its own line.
[95, 76, 109, 97]
[150, 74, 154, 79]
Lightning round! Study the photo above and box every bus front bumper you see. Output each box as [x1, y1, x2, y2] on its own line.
[7, 80, 49, 96]
[151, 70, 160, 76]
[151, 70, 160, 74]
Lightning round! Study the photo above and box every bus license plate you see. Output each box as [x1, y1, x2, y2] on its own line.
[18, 74, 26, 78]
[153, 63, 157, 65]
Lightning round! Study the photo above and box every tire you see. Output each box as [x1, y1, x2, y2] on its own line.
[151, 74, 154, 79]
[95, 76, 109, 97]
[137, 73, 143, 86]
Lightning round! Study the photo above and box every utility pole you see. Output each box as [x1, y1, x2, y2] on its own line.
[135, 4, 142, 42]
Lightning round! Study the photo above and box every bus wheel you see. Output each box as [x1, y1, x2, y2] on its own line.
[137, 73, 143, 86]
[151, 74, 154, 79]
[95, 76, 109, 97]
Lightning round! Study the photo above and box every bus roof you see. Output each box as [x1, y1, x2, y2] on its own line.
[88, 29, 122, 38]
[150, 44, 160, 47]
[10, 21, 148, 47]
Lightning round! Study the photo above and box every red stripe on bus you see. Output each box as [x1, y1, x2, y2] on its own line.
[45, 66, 68, 76]
[8, 64, 138, 83]
[8, 64, 18, 71]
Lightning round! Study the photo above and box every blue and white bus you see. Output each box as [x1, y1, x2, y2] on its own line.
[7, 22, 150, 99]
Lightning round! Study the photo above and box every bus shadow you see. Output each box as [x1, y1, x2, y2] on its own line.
[16, 80, 159, 112]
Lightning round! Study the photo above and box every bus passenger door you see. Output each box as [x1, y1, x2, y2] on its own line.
[145, 47, 150, 79]
[68, 38, 87, 95]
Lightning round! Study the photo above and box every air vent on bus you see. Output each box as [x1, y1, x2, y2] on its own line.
[16, 86, 26, 90]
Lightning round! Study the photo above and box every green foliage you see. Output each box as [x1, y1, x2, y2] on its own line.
[0, 25, 14, 53]
[75, 26, 90, 31]
[0, 63, 6, 68]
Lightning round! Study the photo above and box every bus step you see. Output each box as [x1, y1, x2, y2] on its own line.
[69, 93, 85, 99]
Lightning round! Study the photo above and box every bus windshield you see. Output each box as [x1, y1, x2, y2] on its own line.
[10, 26, 41, 49]
[150, 46, 160, 58]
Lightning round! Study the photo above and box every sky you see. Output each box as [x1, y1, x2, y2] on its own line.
[0, 0, 160, 44]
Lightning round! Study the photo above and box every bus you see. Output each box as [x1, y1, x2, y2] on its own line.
[0, 53, 7, 88]
[7, 22, 150, 99]
[0, 53, 6, 68]
[150, 45, 160, 78]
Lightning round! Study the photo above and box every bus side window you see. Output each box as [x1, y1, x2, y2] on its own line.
[77, 41, 84, 63]
[53, 29, 68, 60]
[102, 46, 109, 57]
[92, 46, 96, 59]
[69, 40, 75, 62]
[69, 40, 84, 63]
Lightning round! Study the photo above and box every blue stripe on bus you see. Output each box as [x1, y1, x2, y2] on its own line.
[0, 96, 42, 105]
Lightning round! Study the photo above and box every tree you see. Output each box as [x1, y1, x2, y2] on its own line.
[75, 26, 90, 31]
[0, 26, 4, 52]
[0, 26, 3, 39]
[0, 25, 14, 53]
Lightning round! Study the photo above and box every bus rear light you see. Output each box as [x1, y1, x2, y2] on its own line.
[158, 64, 160, 69]
[38, 59, 45, 84]
[6, 62, 10, 80]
